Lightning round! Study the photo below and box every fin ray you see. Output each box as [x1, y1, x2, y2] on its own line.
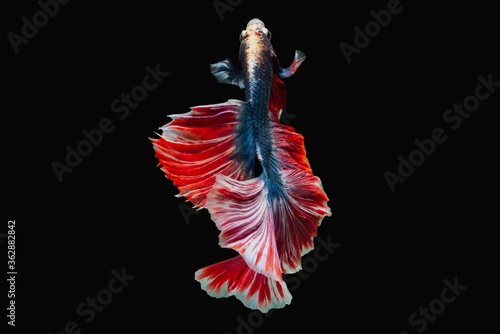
[195, 255, 291, 313]
[204, 118, 331, 275]
[269, 74, 287, 120]
[210, 59, 245, 89]
[206, 175, 283, 281]
[151, 100, 252, 208]
[276, 50, 306, 78]
[270, 120, 331, 272]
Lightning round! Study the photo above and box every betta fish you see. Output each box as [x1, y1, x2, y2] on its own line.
[151, 18, 331, 312]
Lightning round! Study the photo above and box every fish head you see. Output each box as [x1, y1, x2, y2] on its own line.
[239, 18, 272, 42]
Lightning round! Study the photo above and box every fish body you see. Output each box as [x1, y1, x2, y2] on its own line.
[151, 19, 331, 312]
[240, 19, 275, 176]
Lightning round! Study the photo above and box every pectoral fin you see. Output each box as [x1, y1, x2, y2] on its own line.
[210, 59, 245, 89]
[276, 50, 306, 78]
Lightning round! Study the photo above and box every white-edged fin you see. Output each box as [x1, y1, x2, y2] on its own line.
[276, 50, 306, 78]
[195, 255, 291, 313]
[150, 100, 251, 208]
[210, 59, 245, 89]
[206, 175, 283, 282]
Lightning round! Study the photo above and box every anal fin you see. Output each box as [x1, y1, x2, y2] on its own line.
[195, 255, 291, 313]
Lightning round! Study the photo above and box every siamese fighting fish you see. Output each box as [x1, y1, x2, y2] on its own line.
[151, 18, 331, 312]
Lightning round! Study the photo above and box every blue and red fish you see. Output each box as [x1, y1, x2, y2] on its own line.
[151, 18, 331, 312]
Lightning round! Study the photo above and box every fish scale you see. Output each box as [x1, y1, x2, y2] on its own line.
[242, 37, 276, 180]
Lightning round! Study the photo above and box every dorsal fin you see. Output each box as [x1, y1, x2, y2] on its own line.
[269, 74, 287, 121]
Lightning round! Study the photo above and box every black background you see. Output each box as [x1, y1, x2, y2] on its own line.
[3, 0, 497, 333]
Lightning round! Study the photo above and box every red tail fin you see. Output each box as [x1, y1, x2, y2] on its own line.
[270, 121, 331, 272]
[195, 255, 292, 313]
[206, 175, 282, 281]
[205, 120, 331, 277]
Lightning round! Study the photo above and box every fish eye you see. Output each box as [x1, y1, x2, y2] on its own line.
[239, 30, 247, 42]
[265, 29, 272, 40]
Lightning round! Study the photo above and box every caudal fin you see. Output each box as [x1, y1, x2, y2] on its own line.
[206, 174, 282, 281]
[195, 255, 292, 313]
[206, 120, 331, 278]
